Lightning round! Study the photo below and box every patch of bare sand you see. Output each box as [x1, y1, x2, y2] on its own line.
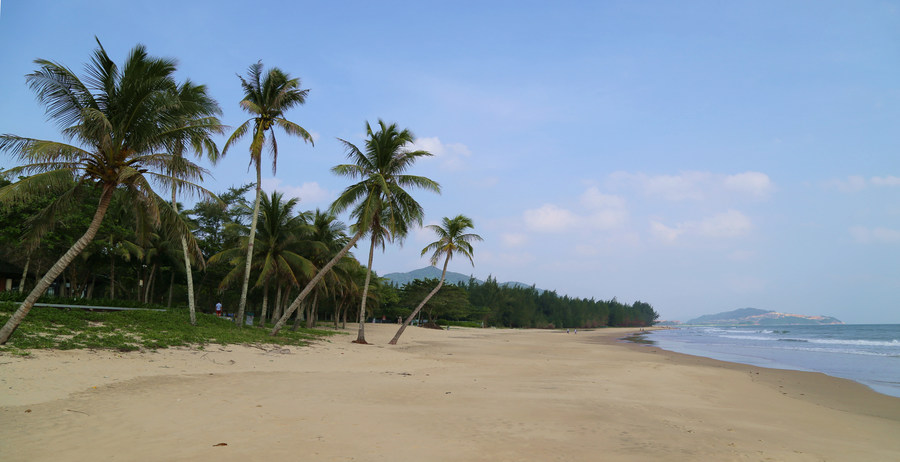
[2, 324, 899, 461]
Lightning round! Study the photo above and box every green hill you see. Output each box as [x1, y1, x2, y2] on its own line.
[687, 308, 842, 325]
[381, 267, 541, 292]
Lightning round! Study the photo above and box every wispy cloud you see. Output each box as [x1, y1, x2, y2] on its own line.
[651, 210, 753, 243]
[827, 175, 900, 192]
[609, 171, 774, 201]
[850, 226, 900, 244]
[410, 136, 472, 171]
[261, 178, 331, 206]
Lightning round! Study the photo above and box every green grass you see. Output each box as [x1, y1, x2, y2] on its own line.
[0, 301, 340, 354]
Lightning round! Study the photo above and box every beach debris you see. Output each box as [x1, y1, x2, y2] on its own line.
[24, 409, 31, 413]
[213, 443, 228, 447]
[66, 409, 89, 415]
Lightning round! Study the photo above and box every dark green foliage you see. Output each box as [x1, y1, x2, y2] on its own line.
[374, 276, 658, 328]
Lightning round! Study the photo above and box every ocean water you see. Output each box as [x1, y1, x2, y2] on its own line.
[646, 324, 900, 398]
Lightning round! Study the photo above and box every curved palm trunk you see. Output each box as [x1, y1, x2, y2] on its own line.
[389, 255, 449, 345]
[270, 227, 366, 336]
[236, 165, 263, 328]
[172, 186, 197, 325]
[0, 185, 115, 344]
[355, 234, 377, 344]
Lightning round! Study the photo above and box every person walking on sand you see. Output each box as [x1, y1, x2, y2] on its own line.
[215, 302, 222, 317]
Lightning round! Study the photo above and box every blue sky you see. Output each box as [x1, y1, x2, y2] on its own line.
[1, 1, 898, 323]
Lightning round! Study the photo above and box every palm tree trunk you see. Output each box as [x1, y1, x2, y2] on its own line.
[0, 185, 115, 344]
[389, 256, 449, 345]
[259, 280, 269, 328]
[167, 271, 174, 308]
[236, 165, 262, 328]
[355, 234, 377, 344]
[18, 253, 31, 293]
[87, 274, 96, 299]
[109, 253, 116, 299]
[143, 263, 156, 303]
[292, 300, 305, 330]
[172, 186, 197, 325]
[299, 292, 318, 330]
[270, 227, 366, 336]
[273, 284, 283, 321]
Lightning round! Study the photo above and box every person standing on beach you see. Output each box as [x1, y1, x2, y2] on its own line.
[215, 302, 222, 317]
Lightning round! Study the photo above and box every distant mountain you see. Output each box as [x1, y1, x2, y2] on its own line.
[381, 266, 476, 286]
[687, 308, 843, 325]
[381, 266, 542, 292]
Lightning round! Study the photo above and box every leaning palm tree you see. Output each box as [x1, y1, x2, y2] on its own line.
[165, 81, 224, 325]
[0, 40, 215, 344]
[270, 120, 440, 339]
[222, 61, 314, 328]
[389, 214, 482, 345]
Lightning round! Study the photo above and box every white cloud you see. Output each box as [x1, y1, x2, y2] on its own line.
[650, 210, 752, 243]
[580, 187, 626, 209]
[523, 204, 580, 233]
[850, 226, 900, 244]
[261, 178, 331, 205]
[609, 170, 773, 201]
[500, 233, 528, 248]
[697, 210, 753, 238]
[723, 172, 775, 199]
[871, 176, 900, 187]
[827, 175, 868, 192]
[650, 221, 683, 243]
[410, 136, 472, 171]
[580, 187, 628, 230]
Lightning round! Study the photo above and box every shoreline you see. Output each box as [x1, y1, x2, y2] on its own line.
[2, 324, 899, 461]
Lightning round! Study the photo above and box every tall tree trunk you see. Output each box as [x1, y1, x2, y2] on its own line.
[172, 186, 197, 325]
[87, 274, 96, 299]
[259, 280, 269, 328]
[273, 284, 283, 322]
[390, 256, 449, 345]
[270, 227, 366, 336]
[18, 253, 31, 293]
[167, 271, 175, 308]
[144, 263, 157, 303]
[300, 292, 319, 330]
[236, 165, 262, 329]
[0, 185, 114, 344]
[355, 234, 377, 344]
[292, 300, 305, 330]
[109, 253, 116, 299]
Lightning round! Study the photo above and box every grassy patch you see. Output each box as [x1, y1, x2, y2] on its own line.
[0, 302, 339, 353]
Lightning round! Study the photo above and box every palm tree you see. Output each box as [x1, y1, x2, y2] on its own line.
[0, 40, 214, 344]
[389, 215, 482, 344]
[270, 120, 440, 339]
[209, 191, 315, 326]
[222, 62, 314, 328]
[165, 81, 224, 324]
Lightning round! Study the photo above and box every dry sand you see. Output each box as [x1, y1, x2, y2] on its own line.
[2, 324, 899, 461]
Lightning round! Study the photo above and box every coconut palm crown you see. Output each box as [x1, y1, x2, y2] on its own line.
[0, 39, 218, 344]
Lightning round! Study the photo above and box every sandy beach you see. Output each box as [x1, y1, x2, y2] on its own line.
[2, 324, 899, 461]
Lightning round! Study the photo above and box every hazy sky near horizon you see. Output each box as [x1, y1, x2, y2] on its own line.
[1, 1, 898, 323]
